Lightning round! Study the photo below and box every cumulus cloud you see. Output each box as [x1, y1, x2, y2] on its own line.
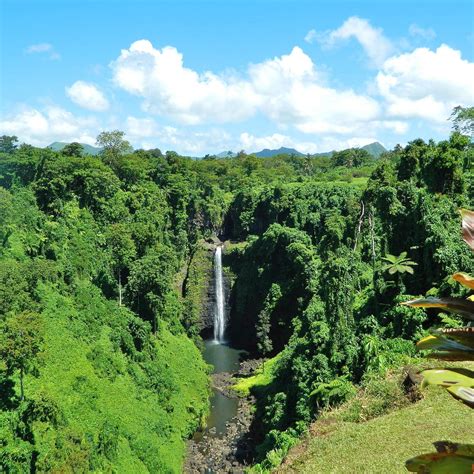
[125, 116, 232, 154]
[240, 132, 293, 151]
[112, 40, 381, 135]
[66, 81, 109, 111]
[319, 16, 394, 66]
[376, 44, 474, 122]
[25, 43, 60, 60]
[111, 40, 260, 124]
[0, 106, 98, 146]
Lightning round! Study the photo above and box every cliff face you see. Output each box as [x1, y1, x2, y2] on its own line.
[180, 240, 219, 339]
[181, 238, 233, 340]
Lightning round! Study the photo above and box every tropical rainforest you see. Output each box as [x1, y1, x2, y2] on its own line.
[0, 108, 473, 473]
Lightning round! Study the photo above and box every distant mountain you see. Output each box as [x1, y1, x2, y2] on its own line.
[361, 141, 386, 157]
[215, 150, 237, 158]
[47, 142, 102, 156]
[312, 151, 334, 158]
[252, 147, 305, 158]
[312, 142, 386, 159]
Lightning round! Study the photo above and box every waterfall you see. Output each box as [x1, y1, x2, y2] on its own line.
[213, 246, 226, 343]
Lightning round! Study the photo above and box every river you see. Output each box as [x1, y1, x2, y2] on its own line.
[194, 340, 244, 441]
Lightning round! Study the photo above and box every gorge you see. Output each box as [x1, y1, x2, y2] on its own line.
[0, 126, 472, 472]
[186, 245, 254, 473]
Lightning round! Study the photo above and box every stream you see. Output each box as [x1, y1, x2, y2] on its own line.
[194, 340, 244, 442]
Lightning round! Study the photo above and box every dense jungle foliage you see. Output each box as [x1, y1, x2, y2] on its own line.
[0, 119, 472, 471]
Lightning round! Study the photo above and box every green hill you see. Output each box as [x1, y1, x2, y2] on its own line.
[361, 141, 386, 158]
[252, 147, 305, 158]
[277, 373, 473, 473]
[47, 142, 103, 156]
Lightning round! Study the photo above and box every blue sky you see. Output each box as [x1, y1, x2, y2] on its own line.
[1, 0, 473, 155]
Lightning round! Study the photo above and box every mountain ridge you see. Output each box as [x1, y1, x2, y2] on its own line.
[215, 141, 386, 159]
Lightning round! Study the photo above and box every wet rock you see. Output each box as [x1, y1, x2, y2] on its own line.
[184, 360, 262, 473]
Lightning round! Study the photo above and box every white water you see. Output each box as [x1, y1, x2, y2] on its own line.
[213, 246, 226, 343]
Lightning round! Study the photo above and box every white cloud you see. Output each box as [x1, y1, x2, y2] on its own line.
[25, 43, 60, 60]
[319, 16, 394, 66]
[126, 116, 159, 138]
[111, 39, 260, 124]
[66, 81, 109, 111]
[125, 116, 232, 154]
[409, 24, 436, 41]
[0, 106, 98, 146]
[377, 120, 409, 134]
[304, 29, 317, 44]
[240, 132, 293, 151]
[112, 40, 381, 135]
[376, 44, 474, 122]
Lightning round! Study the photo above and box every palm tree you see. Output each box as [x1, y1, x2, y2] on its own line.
[382, 251, 417, 275]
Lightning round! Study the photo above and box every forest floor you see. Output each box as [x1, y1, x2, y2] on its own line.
[276, 363, 474, 473]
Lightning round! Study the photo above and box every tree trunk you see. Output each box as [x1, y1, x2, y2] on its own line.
[118, 270, 122, 307]
[20, 366, 24, 401]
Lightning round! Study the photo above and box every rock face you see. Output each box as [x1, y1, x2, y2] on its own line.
[199, 245, 217, 336]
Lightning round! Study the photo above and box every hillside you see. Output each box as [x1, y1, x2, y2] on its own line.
[361, 141, 386, 157]
[277, 376, 474, 473]
[0, 128, 472, 472]
[245, 142, 386, 159]
[252, 147, 305, 158]
[47, 141, 103, 155]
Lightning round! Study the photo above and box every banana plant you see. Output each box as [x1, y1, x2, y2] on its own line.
[403, 209, 474, 472]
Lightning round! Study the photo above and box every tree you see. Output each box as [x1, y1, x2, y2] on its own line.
[332, 148, 372, 168]
[256, 283, 282, 360]
[126, 245, 178, 333]
[61, 142, 84, 157]
[450, 106, 474, 136]
[0, 312, 43, 400]
[96, 130, 132, 164]
[105, 224, 136, 306]
[0, 135, 19, 153]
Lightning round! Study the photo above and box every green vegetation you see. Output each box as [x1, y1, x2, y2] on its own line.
[223, 118, 473, 470]
[400, 208, 474, 472]
[233, 353, 283, 397]
[278, 383, 473, 473]
[0, 106, 472, 471]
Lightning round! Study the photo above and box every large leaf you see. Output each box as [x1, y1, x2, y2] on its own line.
[452, 272, 474, 290]
[425, 351, 474, 361]
[406, 442, 474, 473]
[417, 332, 474, 352]
[406, 452, 474, 473]
[402, 297, 474, 321]
[446, 385, 474, 407]
[461, 209, 474, 250]
[420, 369, 474, 388]
[438, 327, 474, 350]
[382, 254, 398, 264]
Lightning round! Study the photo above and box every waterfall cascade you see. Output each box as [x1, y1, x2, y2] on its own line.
[213, 246, 226, 343]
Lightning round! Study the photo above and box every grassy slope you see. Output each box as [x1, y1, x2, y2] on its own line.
[233, 353, 282, 396]
[277, 378, 474, 473]
[24, 283, 209, 473]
